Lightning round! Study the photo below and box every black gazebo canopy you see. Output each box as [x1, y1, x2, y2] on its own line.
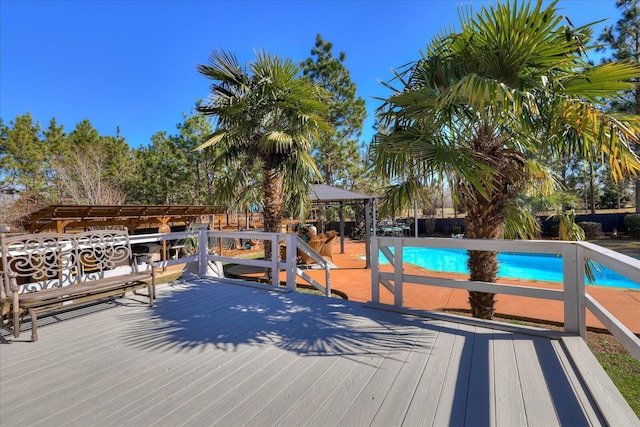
[309, 184, 374, 268]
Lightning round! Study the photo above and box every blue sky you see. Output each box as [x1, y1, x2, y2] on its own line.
[1, 0, 620, 148]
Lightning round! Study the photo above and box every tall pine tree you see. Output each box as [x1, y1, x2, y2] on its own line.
[301, 34, 366, 188]
[599, 0, 640, 211]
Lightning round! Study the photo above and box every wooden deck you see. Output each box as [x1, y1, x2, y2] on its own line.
[1, 279, 638, 426]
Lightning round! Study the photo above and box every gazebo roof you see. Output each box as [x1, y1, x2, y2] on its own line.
[310, 184, 373, 203]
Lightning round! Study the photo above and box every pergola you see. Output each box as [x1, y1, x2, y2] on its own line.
[310, 184, 375, 268]
[21, 205, 226, 234]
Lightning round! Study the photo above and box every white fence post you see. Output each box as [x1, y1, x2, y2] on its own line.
[372, 237, 380, 303]
[198, 229, 208, 277]
[285, 233, 297, 291]
[324, 259, 331, 297]
[563, 242, 586, 337]
[271, 235, 279, 288]
[393, 238, 403, 307]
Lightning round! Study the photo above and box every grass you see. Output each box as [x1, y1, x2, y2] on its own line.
[155, 271, 183, 285]
[587, 332, 640, 417]
[593, 237, 640, 258]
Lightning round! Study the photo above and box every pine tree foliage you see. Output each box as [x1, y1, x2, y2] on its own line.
[598, 0, 640, 211]
[301, 34, 367, 188]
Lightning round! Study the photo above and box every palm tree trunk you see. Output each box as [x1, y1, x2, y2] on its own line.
[461, 125, 526, 319]
[465, 202, 501, 318]
[262, 162, 285, 261]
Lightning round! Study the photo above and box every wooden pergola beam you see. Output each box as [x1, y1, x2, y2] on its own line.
[22, 205, 227, 234]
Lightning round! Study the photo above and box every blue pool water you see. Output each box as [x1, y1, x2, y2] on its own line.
[382, 247, 640, 290]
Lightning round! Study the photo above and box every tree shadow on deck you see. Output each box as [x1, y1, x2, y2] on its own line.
[118, 279, 437, 362]
[444, 325, 593, 426]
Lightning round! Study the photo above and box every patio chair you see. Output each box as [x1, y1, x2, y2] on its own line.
[298, 239, 324, 268]
[319, 235, 338, 261]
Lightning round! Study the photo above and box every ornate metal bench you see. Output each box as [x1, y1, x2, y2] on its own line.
[1, 229, 155, 342]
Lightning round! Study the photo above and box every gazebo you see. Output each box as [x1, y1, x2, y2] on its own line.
[309, 184, 375, 268]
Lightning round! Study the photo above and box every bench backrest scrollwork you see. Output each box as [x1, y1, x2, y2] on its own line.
[1, 230, 135, 294]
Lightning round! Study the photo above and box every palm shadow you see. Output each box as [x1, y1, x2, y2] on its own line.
[120, 278, 437, 361]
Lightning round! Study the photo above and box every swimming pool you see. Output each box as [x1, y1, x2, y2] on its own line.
[381, 247, 640, 290]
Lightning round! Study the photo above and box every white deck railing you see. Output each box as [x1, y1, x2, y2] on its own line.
[130, 230, 331, 296]
[371, 236, 640, 361]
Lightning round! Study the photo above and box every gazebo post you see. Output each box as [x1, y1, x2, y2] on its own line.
[365, 198, 371, 269]
[414, 199, 419, 238]
[372, 198, 377, 237]
[339, 202, 345, 254]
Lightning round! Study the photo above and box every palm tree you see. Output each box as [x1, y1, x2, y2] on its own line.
[371, 0, 640, 319]
[196, 50, 330, 257]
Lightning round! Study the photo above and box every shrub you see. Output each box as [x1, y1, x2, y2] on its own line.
[350, 227, 366, 241]
[577, 221, 604, 239]
[451, 225, 462, 235]
[624, 214, 640, 237]
[422, 206, 436, 217]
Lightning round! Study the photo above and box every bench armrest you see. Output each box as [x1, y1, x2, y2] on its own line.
[1, 271, 19, 298]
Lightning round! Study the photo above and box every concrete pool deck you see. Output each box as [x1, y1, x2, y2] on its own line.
[293, 239, 640, 335]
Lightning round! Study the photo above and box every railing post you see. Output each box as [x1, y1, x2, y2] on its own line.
[324, 258, 331, 297]
[563, 242, 586, 338]
[285, 233, 296, 291]
[371, 237, 380, 303]
[393, 238, 403, 307]
[271, 234, 279, 288]
[198, 229, 208, 277]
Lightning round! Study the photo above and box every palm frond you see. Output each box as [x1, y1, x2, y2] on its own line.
[195, 131, 226, 151]
[503, 201, 540, 240]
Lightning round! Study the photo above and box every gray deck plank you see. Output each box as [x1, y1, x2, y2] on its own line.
[3, 282, 265, 421]
[3, 286, 205, 376]
[79, 317, 287, 423]
[4, 281, 319, 426]
[561, 336, 640, 426]
[1, 279, 637, 427]
[463, 325, 495, 426]
[197, 309, 385, 426]
[368, 319, 442, 427]
[546, 339, 603, 426]
[123, 292, 387, 426]
[513, 335, 561, 427]
[298, 312, 402, 426]
[240, 303, 388, 426]
[335, 316, 435, 426]
[2, 304, 152, 414]
[95, 289, 330, 426]
[401, 320, 461, 426]
[430, 321, 476, 427]
[265, 310, 392, 426]
[296, 309, 427, 426]
[492, 329, 527, 426]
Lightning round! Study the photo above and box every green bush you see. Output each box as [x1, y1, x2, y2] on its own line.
[624, 214, 640, 237]
[577, 221, 604, 239]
